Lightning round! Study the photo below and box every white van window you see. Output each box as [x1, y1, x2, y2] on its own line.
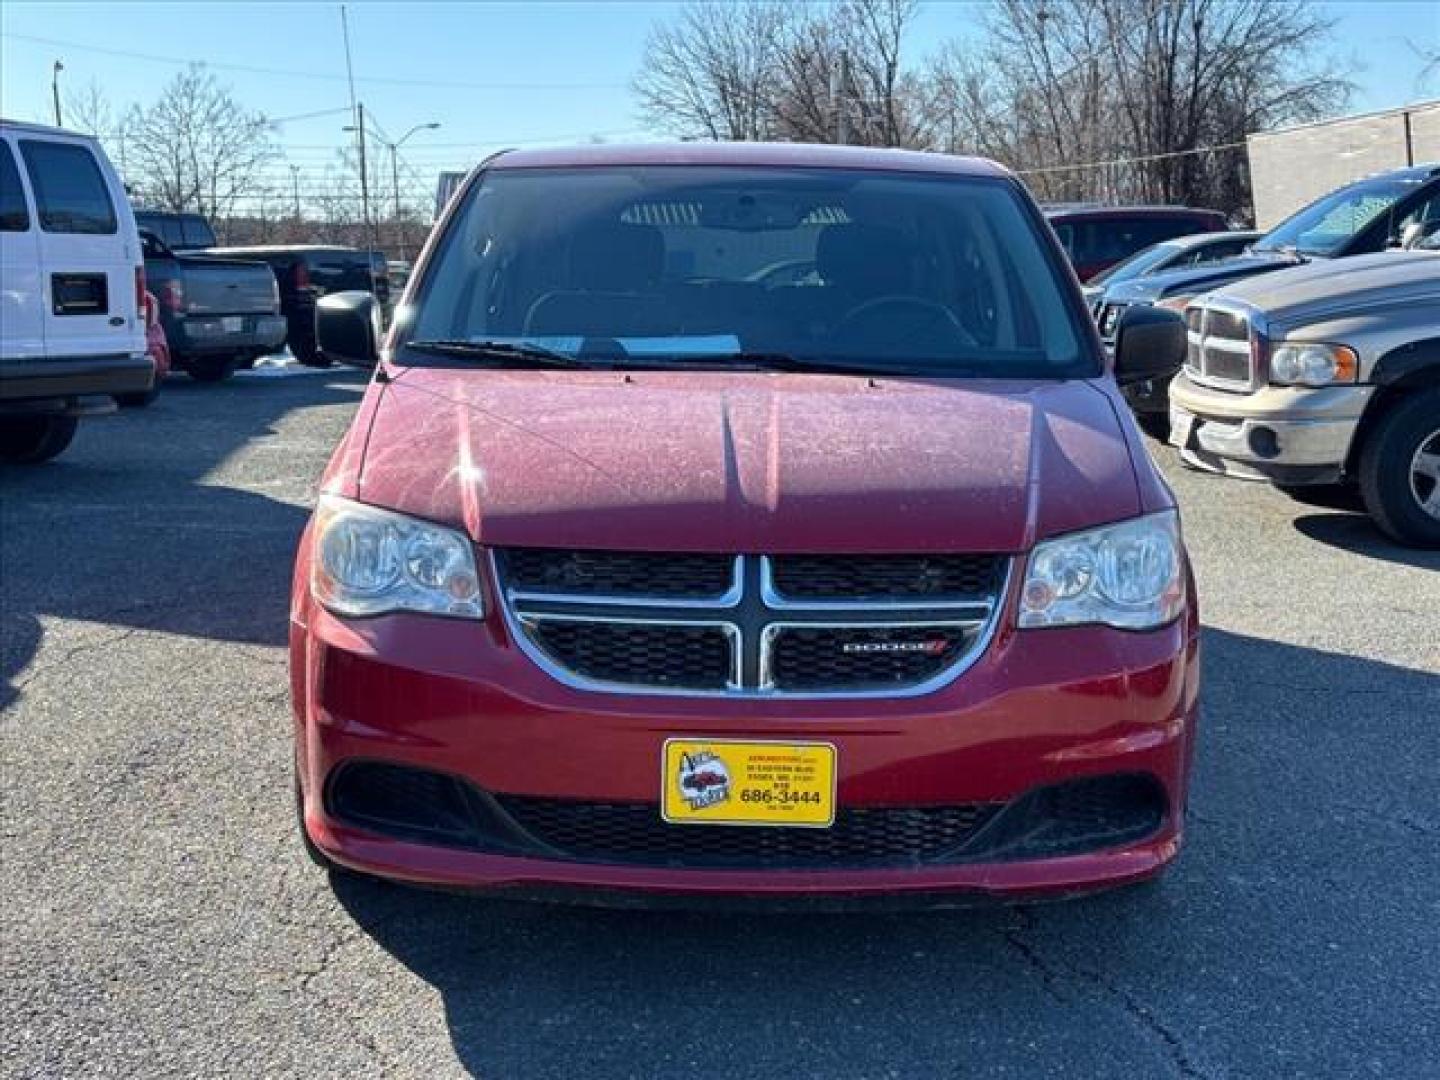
[19, 140, 117, 235]
[0, 143, 29, 232]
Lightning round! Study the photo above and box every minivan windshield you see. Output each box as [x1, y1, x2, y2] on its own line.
[407, 166, 1090, 378]
[1253, 178, 1418, 257]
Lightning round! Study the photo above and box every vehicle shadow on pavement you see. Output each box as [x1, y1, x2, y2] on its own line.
[328, 626, 1440, 1079]
[1292, 512, 1440, 571]
[0, 370, 366, 708]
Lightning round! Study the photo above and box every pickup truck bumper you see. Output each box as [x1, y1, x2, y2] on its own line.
[0, 354, 153, 414]
[171, 314, 288, 357]
[1168, 372, 1372, 485]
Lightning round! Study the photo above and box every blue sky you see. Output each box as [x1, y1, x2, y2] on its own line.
[2, 0, 1436, 203]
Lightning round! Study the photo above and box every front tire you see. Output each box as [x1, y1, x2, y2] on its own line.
[0, 416, 78, 464]
[187, 355, 238, 383]
[1358, 389, 1440, 548]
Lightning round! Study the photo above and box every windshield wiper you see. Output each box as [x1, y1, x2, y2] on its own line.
[690, 352, 980, 377]
[403, 339, 589, 369]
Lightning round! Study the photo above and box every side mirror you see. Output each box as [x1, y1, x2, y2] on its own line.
[316, 291, 380, 369]
[1113, 305, 1187, 386]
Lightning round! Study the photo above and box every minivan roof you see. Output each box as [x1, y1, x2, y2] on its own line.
[490, 142, 1012, 178]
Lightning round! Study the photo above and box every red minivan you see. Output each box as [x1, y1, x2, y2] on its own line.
[291, 143, 1200, 904]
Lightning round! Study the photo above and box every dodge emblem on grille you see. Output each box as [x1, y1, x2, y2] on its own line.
[842, 639, 949, 656]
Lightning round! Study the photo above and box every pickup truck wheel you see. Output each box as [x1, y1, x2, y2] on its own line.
[187, 356, 237, 383]
[0, 416, 78, 464]
[1359, 389, 1440, 548]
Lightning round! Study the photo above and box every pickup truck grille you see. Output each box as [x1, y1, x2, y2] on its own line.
[494, 552, 1008, 698]
[1185, 302, 1254, 389]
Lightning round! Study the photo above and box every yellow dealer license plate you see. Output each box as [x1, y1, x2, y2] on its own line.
[661, 739, 836, 828]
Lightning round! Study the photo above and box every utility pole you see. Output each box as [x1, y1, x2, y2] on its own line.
[390, 143, 402, 259]
[51, 60, 64, 127]
[290, 164, 302, 224]
[356, 102, 373, 251]
[383, 122, 439, 263]
[832, 50, 850, 144]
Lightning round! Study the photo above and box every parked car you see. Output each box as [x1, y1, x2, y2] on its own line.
[1100, 164, 1440, 429]
[292, 143, 1199, 903]
[129, 212, 393, 365]
[203, 245, 389, 365]
[1080, 230, 1262, 307]
[1, 120, 151, 464]
[134, 209, 217, 250]
[117, 290, 171, 408]
[139, 231, 287, 381]
[1043, 204, 1228, 282]
[1170, 249, 1440, 546]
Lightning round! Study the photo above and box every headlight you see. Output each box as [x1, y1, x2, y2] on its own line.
[1019, 511, 1185, 630]
[1269, 343, 1358, 387]
[310, 494, 483, 619]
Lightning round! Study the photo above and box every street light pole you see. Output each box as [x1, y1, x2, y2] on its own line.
[51, 61, 64, 127]
[385, 122, 440, 263]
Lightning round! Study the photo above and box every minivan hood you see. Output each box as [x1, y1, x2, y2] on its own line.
[354, 368, 1141, 554]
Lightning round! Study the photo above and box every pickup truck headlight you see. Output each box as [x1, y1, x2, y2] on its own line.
[1269, 343, 1358, 387]
[1019, 511, 1184, 630]
[310, 495, 484, 619]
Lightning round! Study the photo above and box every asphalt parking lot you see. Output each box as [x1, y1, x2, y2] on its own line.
[2, 369, 1437, 1079]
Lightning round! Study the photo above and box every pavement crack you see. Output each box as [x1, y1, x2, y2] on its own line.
[1002, 907, 1207, 1079]
[12, 627, 143, 690]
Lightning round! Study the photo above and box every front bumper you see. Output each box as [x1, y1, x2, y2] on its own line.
[172, 314, 288, 356]
[291, 554, 1201, 902]
[1168, 373, 1372, 483]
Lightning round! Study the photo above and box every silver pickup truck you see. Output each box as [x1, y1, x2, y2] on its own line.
[1169, 247, 1440, 547]
[139, 231, 287, 382]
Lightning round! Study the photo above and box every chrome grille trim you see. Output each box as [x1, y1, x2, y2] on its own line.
[493, 552, 1011, 699]
[1183, 297, 1267, 392]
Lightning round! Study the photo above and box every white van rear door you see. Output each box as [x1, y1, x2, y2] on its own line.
[0, 137, 45, 359]
[17, 134, 143, 361]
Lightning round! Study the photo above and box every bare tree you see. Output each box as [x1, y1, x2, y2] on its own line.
[929, 0, 1349, 211]
[123, 65, 278, 226]
[633, 2, 794, 140]
[635, 0, 930, 146]
[772, 0, 930, 146]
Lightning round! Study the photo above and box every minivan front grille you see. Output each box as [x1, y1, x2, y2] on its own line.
[497, 549, 737, 601]
[494, 552, 1008, 698]
[767, 553, 1002, 602]
[1185, 302, 1255, 389]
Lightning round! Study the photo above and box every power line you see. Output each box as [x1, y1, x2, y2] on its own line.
[1015, 140, 1248, 175]
[1, 31, 629, 90]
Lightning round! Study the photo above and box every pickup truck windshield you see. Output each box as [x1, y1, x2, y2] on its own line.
[408, 166, 1090, 378]
[1253, 179, 1417, 257]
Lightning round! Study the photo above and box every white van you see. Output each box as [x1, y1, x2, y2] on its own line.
[1, 120, 152, 463]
